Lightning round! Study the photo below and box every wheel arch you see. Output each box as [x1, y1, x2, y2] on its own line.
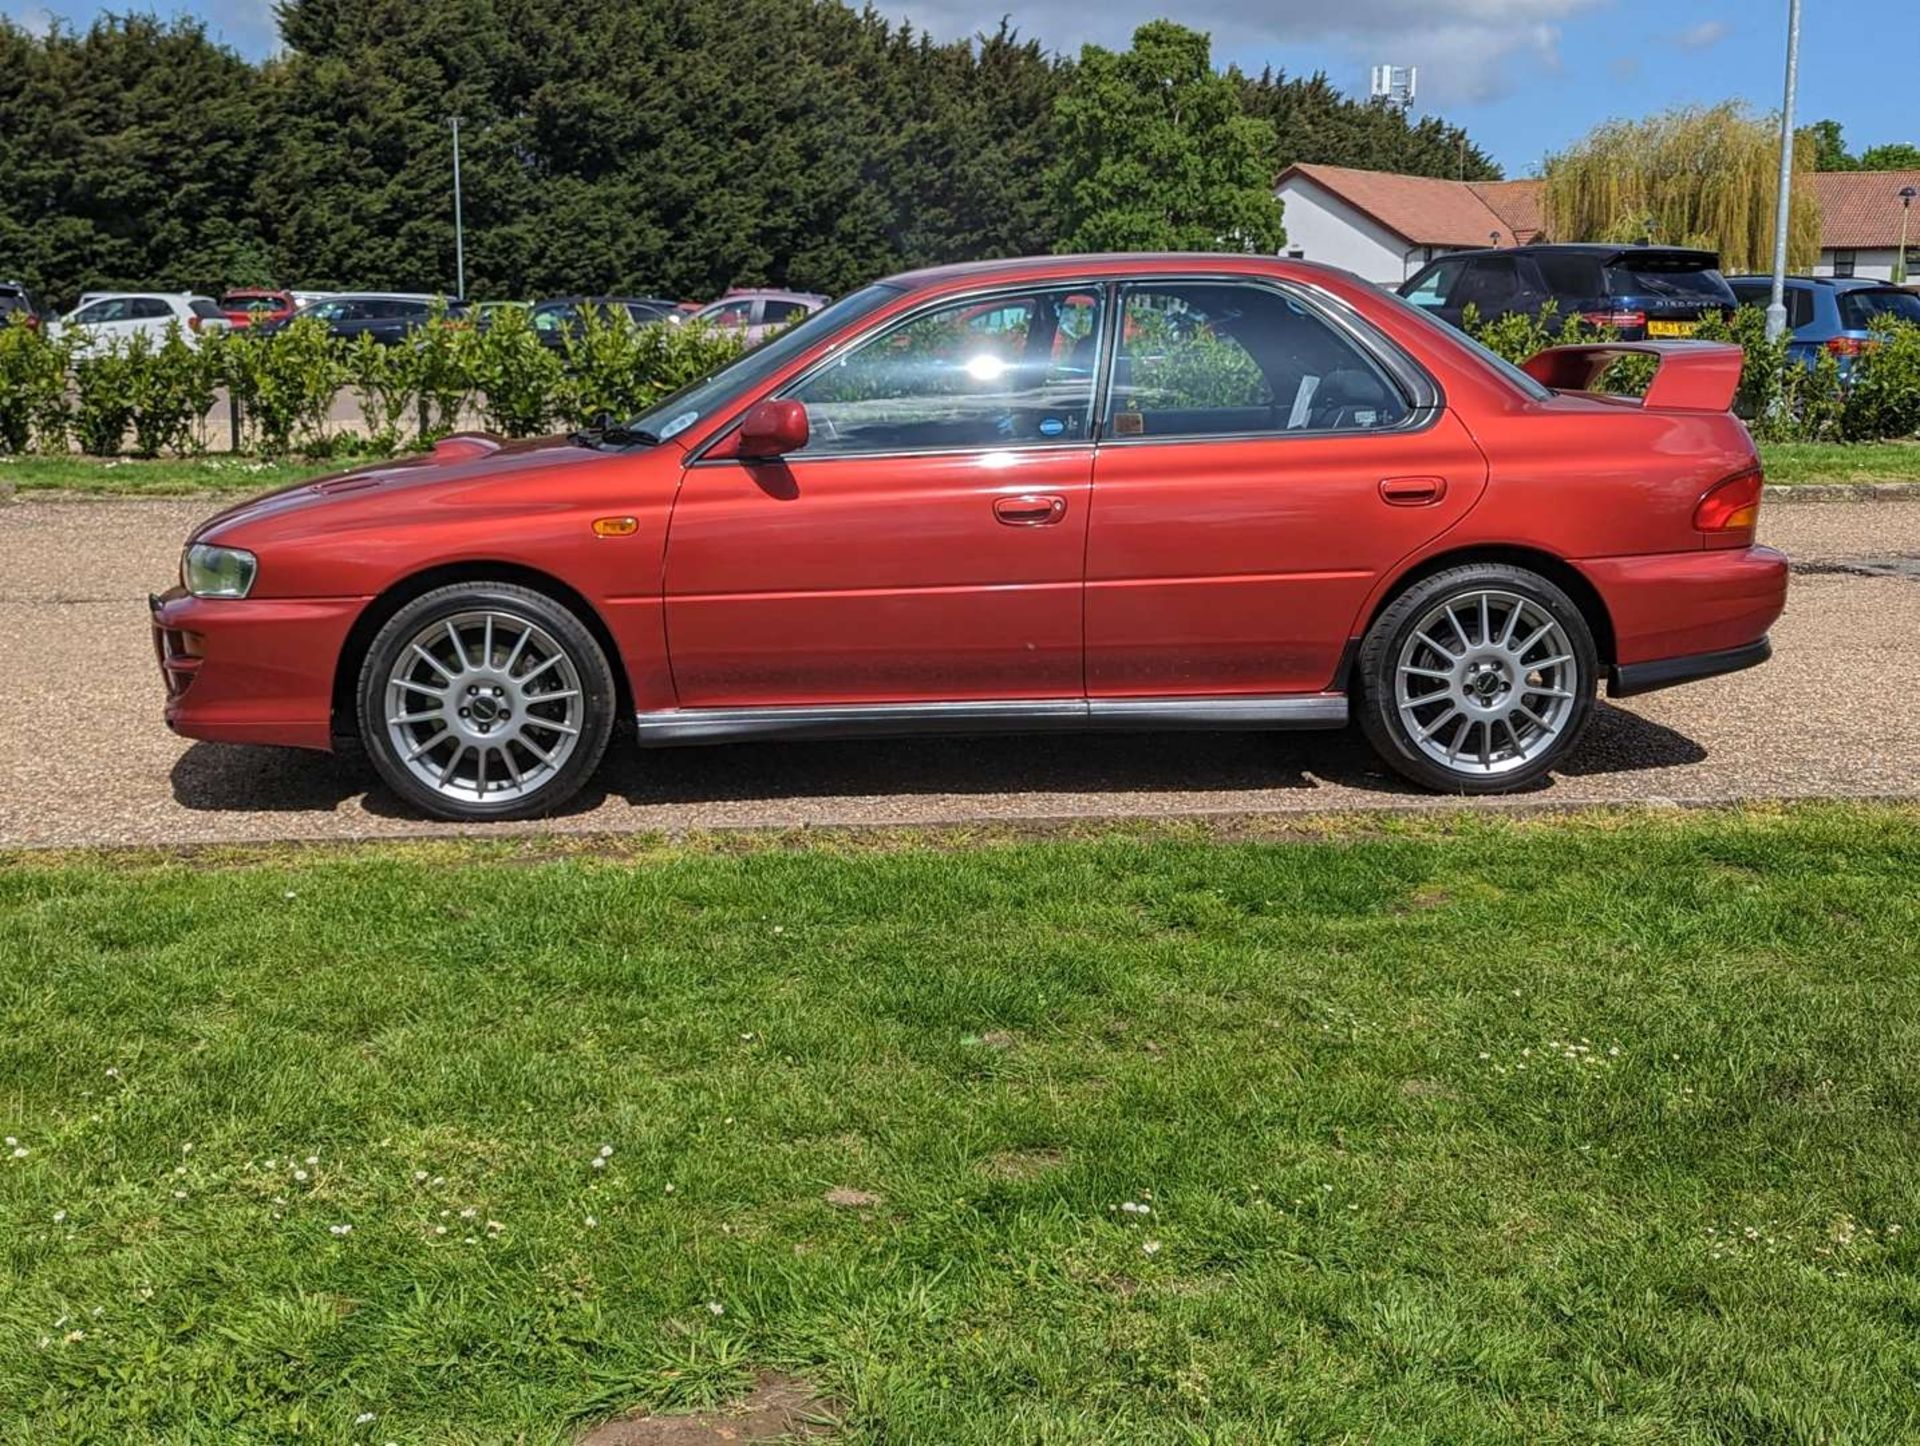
[330, 562, 634, 744]
[1356, 545, 1618, 672]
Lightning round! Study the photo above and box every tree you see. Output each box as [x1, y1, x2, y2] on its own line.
[1543, 103, 1820, 272]
[1238, 68, 1500, 182]
[1048, 21, 1285, 254]
[1858, 143, 1920, 172]
[1805, 118, 1854, 171]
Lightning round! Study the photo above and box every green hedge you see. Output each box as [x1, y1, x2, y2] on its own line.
[1463, 300, 1920, 445]
[5, 300, 1918, 460]
[0, 308, 747, 459]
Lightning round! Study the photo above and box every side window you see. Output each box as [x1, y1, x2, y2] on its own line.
[788, 287, 1104, 456]
[1403, 261, 1463, 310]
[1455, 258, 1520, 318]
[74, 299, 128, 324]
[1106, 282, 1408, 439]
[762, 300, 807, 325]
[706, 300, 755, 327]
[1788, 288, 1815, 330]
[1531, 253, 1604, 298]
[131, 298, 175, 321]
[533, 304, 573, 332]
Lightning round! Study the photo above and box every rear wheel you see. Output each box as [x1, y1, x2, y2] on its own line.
[356, 583, 616, 821]
[1356, 563, 1597, 794]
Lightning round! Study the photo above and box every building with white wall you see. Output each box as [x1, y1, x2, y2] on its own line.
[1276, 162, 1920, 286]
[1274, 164, 1545, 284]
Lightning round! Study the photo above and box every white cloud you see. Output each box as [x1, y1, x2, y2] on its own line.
[893, 0, 1611, 104]
[1673, 19, 1730, 50]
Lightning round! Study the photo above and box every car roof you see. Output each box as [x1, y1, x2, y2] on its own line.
[1725, 274, 1903, 291]
[711, 288, 829, 304]
[1419, 244, 1721, 268]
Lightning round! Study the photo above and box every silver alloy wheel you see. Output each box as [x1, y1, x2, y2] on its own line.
[1393, 588, 1578, 778]
[383, 609, 585, 805]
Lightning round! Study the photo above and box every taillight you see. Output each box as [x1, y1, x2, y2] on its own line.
[188, 315, 203, 333]
[1694, 467, 1763, 543]
[1581, 309, 1647, 331]
[1826, 335, 1872, 357]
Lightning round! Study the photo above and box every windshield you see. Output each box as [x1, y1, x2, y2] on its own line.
[627, 282, 902, 441]
[1839, 288, 1920, 329]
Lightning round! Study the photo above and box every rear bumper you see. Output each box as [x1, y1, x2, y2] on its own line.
[1609, 636, 1771, 698]
[1579, 544, 1788, 678]
[150, 587, 364, 751]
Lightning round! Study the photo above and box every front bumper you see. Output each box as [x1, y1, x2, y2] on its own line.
[149, 587, 366, 751]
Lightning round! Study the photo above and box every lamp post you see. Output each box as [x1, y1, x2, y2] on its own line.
[1765, 0, 1802, 341]
[448, 115, 466, 302]
[1899, 186, 1918, 286]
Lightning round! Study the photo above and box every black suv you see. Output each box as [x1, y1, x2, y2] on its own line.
[1399, 244, 1738, 339]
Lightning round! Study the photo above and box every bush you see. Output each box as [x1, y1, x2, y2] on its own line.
[343, 332, 421, 453]
[125, 325, 219, 457]
[462, 307, 564, 437]
[407, 308, 473, 441]
[215, 317, 342, 456]
[1693, 306, 1844, 442]
[1841, 317, 1920, 442]
[0, 315, 72, 453]
[72, 345, 139, 455]
[557, 310, 744, 429]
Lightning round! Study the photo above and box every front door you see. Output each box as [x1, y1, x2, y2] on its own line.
[663, 284, 1105, 707]
[1086, 279, 1488, 697]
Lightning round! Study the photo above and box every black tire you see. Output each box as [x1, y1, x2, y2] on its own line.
[1355, 562, 1597, 794]
[355, 582, 617, 821]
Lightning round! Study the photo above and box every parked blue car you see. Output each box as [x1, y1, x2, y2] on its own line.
[1725, 275, 1920, 379]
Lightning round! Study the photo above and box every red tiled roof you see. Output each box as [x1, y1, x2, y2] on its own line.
[1808, 170, 1920, 249]
[1279, 164, 1548, 248]
[1471, 179, 1546, 241]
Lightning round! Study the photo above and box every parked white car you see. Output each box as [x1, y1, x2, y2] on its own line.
[50, 293, 230, 358]
[689, 289, 829, 344]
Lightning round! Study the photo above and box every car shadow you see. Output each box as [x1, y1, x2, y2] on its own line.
[167, 702, 1706, 817]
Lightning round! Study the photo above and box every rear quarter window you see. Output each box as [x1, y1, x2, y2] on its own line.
[1530, 254, 1605, 297]
[190, 299, 225, 320]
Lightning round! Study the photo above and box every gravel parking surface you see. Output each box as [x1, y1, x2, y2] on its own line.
[3, 495, 1916, 849]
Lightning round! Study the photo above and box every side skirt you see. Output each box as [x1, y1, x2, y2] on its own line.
[634, 694, 1349, 747]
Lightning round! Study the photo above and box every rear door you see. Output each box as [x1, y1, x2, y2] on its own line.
[663, 284, 1104, 705]
[1086, 278, 1488, 697]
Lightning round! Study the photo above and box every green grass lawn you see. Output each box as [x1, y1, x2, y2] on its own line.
[1758, 439, 1920, 484]
[4, 806, 1920, 1441]
[4, 442, 1920, 499]
[0, 455, 337, 497]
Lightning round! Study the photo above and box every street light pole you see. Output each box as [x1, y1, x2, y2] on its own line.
[448, 115, 466, 302]
[1899, 187, 1917, 286]
[1765, 0, 1802, 341]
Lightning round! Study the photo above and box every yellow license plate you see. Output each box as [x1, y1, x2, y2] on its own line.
[1647, 320, 1698, 338]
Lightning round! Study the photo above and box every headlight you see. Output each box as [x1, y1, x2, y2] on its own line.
[182, 544, 258, 599]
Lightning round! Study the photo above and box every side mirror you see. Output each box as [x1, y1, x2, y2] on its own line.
[738, 399, 808, 459]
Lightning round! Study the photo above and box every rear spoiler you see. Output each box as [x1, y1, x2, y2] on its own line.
[1521, 342, 1744, 412]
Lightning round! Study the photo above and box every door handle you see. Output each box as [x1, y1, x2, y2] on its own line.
[1379, 475, 1446, 506]
[993, 494, 1068, 526]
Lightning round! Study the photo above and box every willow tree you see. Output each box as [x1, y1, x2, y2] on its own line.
[1543, 103, 1820, 272]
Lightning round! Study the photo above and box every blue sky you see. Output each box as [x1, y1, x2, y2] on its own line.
[3, 0, 1909, 177]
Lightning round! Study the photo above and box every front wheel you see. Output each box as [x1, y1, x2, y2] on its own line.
[1355, 563, 1597, 794]
[356, 583, 616, 821]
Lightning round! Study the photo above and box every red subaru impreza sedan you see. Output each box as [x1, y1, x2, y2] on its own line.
[151, 255, 1786, 821]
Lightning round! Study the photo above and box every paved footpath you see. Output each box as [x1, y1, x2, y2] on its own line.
[2, 495, 1916, 849]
